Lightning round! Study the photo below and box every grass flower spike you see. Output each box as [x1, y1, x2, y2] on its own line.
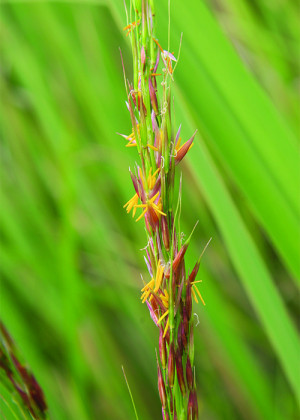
[121, 1, 208, 418]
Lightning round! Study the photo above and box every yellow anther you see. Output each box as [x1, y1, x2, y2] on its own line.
[193, 285, 205, 306]
[157, 309, 169, 325]
[163, 318, 169, 338]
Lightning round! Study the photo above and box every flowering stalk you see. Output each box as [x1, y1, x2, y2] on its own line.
[0, 322, 48, 419]
[121, 1, 206, 418]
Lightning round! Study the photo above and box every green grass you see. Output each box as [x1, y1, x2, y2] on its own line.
[0, 0, 299, 419]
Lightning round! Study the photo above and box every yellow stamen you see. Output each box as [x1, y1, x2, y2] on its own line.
[142, 289, 151, 303]
[152, 203, 166, 216]
[163, 318, 169, 338]
[157, 309, 169, 325]
[153, 37, 164, 53]
[139, 167, 145, 189]
[123, 194, 139, 214]
[154, 261, 164, 292]
[147, 168, 153, 187]
[178, 142, 194, 154]
[193, 285, 205, 306]
[191, 287, 198, 304]
[153, 168, 160, 177]
[149, 191, 160, 203]
[175, 137, 182, 150]
[161, 298, 169, 309]
[135, 208, 147, 222]
[147, 144, 158, 151]
[123, 20, 140, 35]
[141, 278, 155, 292]
[160, 289, 169, 308]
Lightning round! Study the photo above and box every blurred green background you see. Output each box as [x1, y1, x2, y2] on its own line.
[0, 0, 299, 419]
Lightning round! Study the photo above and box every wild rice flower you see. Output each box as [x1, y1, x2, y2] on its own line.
[121, 1, 209, 417]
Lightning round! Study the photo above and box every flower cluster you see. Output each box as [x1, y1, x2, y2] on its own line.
[121, 1, 208, 418]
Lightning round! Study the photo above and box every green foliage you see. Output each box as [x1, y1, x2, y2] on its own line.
[0, 0, 299, 419]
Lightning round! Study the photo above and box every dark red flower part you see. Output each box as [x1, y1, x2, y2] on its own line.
[157, 359, 167, 409]
[169, 222, 198, 277]
[8, 377, 31, 411]
[186, 280, 192, 320]
[28, 374, 47, 413]
[168, 342, 175, 388]
[182, 306, 189, 338]
[140, 94, 147, 115]
[150, 175, 161, 198]
[131, 89, 147, 115]
[175, 131, 197, 165]
[172, 243, 188, 274]
[10, 353, 30, 383]
[148, 205, 160, 230]
[177, 324, 183, 355]
[165, 244, 187, 280]
[169, 394, 174, 414]
[181, 322, 187, 349]
[9, 355, 47, 414]
[189, 237, 212, 283]
[161, 215, 170, 251]
[151, 292, 167, 313]
[130, 90, 137, 108]
[130, 169, 140, 196]
[188, 261, 200, 284]
[187, 390, 198, 420]
[175, 348, 186, 395]
[187, 391, 194, 420]
[174, 279, 184, 316]
[159, 330, 167, 369]
[186, 356, 193, 391]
